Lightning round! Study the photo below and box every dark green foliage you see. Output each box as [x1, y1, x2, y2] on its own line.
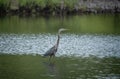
[0, 0, 120, 15]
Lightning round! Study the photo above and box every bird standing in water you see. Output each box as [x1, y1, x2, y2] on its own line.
[43, 28, 68, 60]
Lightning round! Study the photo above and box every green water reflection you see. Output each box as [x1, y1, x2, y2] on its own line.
[0, 55, 120, 79]
[0, 14, 120, 34]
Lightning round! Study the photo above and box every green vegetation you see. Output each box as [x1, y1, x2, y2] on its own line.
[0, 0, 9, 6]
[0, 0, 78, 8]
[0, 0, 79, 11]
[0, 0, 119, 15]
[0, 54, 120, 79]
[0, 0, 82, 10]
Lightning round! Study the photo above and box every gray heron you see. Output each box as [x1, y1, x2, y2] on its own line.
[43, 28, 68, 60]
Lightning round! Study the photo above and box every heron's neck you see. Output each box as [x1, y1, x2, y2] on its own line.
[56, 34, 60, 47]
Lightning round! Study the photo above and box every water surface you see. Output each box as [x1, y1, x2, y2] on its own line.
[0, 14, 120, 34]
[0, 34, 120, 57]
[0, 55, 120, 79]
[0, 14, 120, 79]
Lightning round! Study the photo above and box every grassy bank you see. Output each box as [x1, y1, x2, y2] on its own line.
[0, 0, 120, 16]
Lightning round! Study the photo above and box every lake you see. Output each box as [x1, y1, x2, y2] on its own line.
[0, 14, 120, 34]
[0, 14, 120, 79]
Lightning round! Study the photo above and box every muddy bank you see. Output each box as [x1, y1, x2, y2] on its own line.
[0, 0, 120, 16]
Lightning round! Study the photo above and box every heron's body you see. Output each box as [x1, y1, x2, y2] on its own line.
[43, 28, 68, 60]
[44, 45, 57, 57]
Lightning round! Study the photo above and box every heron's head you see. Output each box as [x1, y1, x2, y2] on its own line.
[58, 28, 69, 34]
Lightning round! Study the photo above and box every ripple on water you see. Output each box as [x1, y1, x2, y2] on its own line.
[0, 34, 120, 57]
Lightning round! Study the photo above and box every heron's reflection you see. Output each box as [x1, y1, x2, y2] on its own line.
[43, 61, 60, 79]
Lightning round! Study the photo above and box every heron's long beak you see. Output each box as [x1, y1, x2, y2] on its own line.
[63, 29, 69, 31]
[58, 28, 69, 34]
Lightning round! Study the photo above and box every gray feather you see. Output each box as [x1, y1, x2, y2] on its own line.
[44, 45, 57, 57]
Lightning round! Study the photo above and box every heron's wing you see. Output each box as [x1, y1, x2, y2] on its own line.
[44, 45, 57, 56]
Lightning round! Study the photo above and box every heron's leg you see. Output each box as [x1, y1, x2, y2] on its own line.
[53, 54, 55, 58]
[49, 56, 52, 61]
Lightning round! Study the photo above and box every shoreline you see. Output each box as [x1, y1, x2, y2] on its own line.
[0, 0, 120, 16]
